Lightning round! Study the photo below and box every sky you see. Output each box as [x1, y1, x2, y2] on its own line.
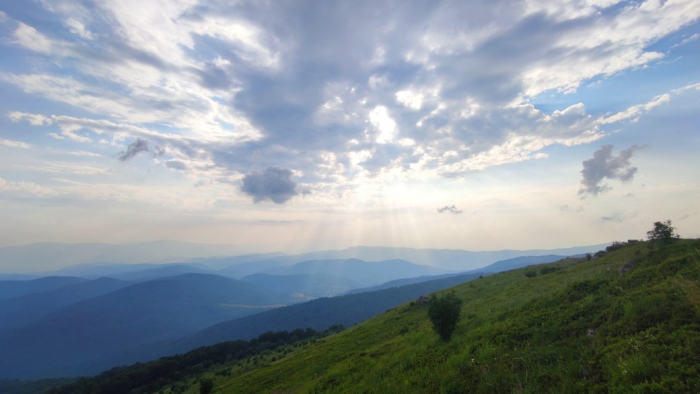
[0, 0, 698, 254]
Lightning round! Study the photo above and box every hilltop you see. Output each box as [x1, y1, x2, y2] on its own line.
[121, 238, 699, 394]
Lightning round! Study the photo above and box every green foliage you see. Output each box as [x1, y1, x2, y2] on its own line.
[427, 291, 462, 341]
[199, 378, 214, 394]
[539, 266, 559, 275]
[211, 238, 700, 394]
[647, 220, 679, 242]
[46, 326, 344, 394]
[525, 270, 537, 278]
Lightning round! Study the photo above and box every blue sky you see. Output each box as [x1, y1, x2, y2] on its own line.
[0, 0, 698, 253]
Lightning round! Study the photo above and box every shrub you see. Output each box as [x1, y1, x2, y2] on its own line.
[525, 271, 537, 278]
[199, 378, 213, 394]
[539, 267, 559, 275]
[428, 292, 463, 341]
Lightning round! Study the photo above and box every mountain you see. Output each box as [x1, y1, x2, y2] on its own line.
[263, 259, 448, 286]
[258, 244, 607, 271]
[187, 253, 287, 270]
[184, 244, 608, 274]
[0, 274, 287, 379]
[105, 271, 486, 369]
[474, 254, 571, 273]
[0, 241, 240, 273]
[344, 256, 570, 295]
[240, 273, 359, 298]
[344, 273, 463, 294]
[175, 239, 700, 393]
[106, 264, 213, 281]
[0, 276, 87, 300]
[0, 277, 132, 332]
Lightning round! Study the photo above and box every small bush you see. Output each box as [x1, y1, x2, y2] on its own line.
[428, 292, 463, 341]
[540, 267, 559, 275]
[199, 378, 213, 394]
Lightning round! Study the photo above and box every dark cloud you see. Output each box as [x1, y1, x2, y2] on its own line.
[437, 205, 462, 214]
[240, 167, 299, 204]
[165, 160, 188, 171]
[600, 212, 625, 223]
[579, 145, 641, 197]
[117, 138, 150, 162]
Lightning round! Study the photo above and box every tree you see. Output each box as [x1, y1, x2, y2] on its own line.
[199, 379, 213, 394]
[647, 220, 679, 242]
[428, 291, 462, 341]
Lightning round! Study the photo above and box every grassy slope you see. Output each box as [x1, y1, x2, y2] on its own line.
[212, 239, 700, 394]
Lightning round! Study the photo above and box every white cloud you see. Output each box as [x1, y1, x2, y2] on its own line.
[368, 106, 397, 144]
[0, 139, 31, 149]
[0, 177, 56, 197]
[598, 94, 671, 124]
[1, 0, 699, 206]
[64, 18, 94, 40]
[24, 162, 113, 176]
[66, 150, 102, 158]
[396, 90, 424, 110]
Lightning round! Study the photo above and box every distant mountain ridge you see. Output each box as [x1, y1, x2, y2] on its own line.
[92, 271, 487, 372]
[0, 277, 131, 332]
[263, 258, 448, 286]
[194, 244, 607, 272]
[0, 241, 240, 273]
[0, 276, 87, 299]
[0, 274, 289, 379]
[0, 242, 608, 274]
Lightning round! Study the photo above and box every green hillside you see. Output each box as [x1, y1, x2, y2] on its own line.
[205, 238, 700, 393]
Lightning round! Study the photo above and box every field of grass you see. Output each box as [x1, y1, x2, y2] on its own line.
[183, 239, 700, 394]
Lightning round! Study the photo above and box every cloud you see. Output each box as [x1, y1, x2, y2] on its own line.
[66, 151, 102, 158]
[579, 145, 641, 197]
[2, 0, 699, 202]
[25, 162, 112, 176]
[0, 138, 31, 149]
[240, 167, 299, 204]
[117, 138, 150, 162]
[600, 212, 626, 223]
[437, 205, 463, 214]
[598, 94, 671, 124]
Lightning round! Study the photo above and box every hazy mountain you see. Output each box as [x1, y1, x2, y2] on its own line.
[0, 277, 132, 332]
[0, 277, 87, 300]
[344, 273, 463, 295]
[102, 272, 485, 370]
[343, 255, 576, 295]
[241, 273, 359, 298]
[476, 254, 572, 273]
[0, 274, 286, 379]
[192, 244, 608, 273]
[0, 241, 240, 273]
[281, 245, 607, 270]
[106, 264, 213, 281]
[263, 259, 448, 286]
[187, 253, 287, 270]
[217, 258, 296, 279]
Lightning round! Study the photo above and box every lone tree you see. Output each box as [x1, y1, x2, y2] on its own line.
[199, 379, 214, 394]
[428, 291, 462, 341]
[647, 220, 679, 242]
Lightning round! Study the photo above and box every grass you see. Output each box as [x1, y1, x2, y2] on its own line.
[189, 239, 700, 394]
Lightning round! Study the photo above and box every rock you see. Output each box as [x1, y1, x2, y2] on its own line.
[618, 260, 635, 275]
[416, 295, 430, 306]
